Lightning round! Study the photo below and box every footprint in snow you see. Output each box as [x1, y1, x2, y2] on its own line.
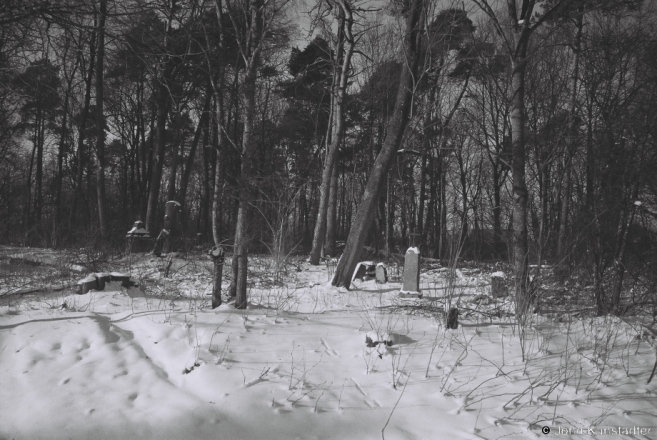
[351, 378, 367, 397]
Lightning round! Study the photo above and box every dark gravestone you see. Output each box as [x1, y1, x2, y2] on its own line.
[491, 272, 507, 298]
[78, 274, 98, 295]
[351, 261, 375, 285]
[95, 272, 110, 290]
[375, 263, 388, 284]
[110, 272, 132, 287]
[400, 247, 420, 295]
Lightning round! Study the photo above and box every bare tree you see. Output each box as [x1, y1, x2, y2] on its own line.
[310, 0, 355, 265]
[332, 0, 424, 288]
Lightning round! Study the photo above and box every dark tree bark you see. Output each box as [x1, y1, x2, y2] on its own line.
[332, 0, 424, 288]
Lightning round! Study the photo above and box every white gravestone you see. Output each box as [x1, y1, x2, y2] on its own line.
[400, 247, 421, 296]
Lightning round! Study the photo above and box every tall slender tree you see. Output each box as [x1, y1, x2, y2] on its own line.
[310, 0, 355, 265]
[95, 0, 109, 239]
[332, 0, 424, 288]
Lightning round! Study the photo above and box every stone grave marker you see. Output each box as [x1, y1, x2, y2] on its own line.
[491, 272, 507, 298]
[110, 272, 132, 287]
[351, 261, 375, 286]
[400, 247, 421, 297]
[95, 272, 110, 290]
[375, 263, 388, 284]
[77, 274, 98, 295]
[126, 220, 151, 253]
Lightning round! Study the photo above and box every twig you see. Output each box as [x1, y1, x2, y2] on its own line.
[381, 372, 411, 440]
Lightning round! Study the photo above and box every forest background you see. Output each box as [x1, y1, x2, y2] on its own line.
[1, 0, 656, 314]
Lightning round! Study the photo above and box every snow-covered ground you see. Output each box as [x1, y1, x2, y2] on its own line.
[1, 249, 656, 439]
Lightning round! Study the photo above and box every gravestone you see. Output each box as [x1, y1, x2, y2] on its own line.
[351, 261, 376, 286]
[375, 263, 388, 284]
[78, 274, 98, 295]
[491, 272, 507, 298]
[110, 272, 132, 287]
[400, 247, 421, 296]
[95, 272, 110, 290]
[126, 220, 151, 253]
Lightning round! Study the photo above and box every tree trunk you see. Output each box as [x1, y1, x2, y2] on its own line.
[34, 109, 43, 224]
[233, 60, 258, 308]
[557, 8, 583, 262]
[180, 91, 211, 214]
[166, 105, 183, 202]
[310, 4, 354, 265]
[145, 83, 169, 235]
[510, 47, 530, 320]
[386, 171, 394, 255]
[332, 0, 423, 287]
[69, 31, 94, 228]
[212, 70, 226, 247]
[54, 86, 70, 247]
[95, 0, 109, 240]
[325, 161, 339, 256]
[145, 6, 175, 235]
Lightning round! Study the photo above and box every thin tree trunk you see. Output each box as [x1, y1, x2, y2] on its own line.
[145, 4, 175, 235]
[166, 105, 182, 202]
[54, 85, 70, 247]
[332, 0, 423, 287]
[212, 78, 225, 246]
[201, 115, 211, 238]
[69, 32, 94, 229]
[325, 160, 339, 256]
[557, 8, 583, 261]
[510, 46, 530, 320]
[180, 90, 211, 214]
[310, 3, 354, 264]
[34, 109, 43, 224]
[233, 61, 258, 308]
[95, 0, 109, 240]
